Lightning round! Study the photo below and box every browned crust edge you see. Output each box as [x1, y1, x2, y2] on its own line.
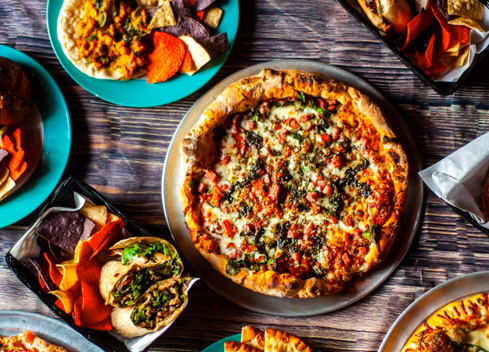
[224, 341, 263, 352]
[265, 328, 313, 352]
[180, 69, 409, 298]
[241, 326, 265, 349]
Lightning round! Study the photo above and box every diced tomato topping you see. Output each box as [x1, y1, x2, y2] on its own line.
[263, 174, 270, 183]
[291, 252, 300, 262]
[303, 141, 312, 153]
[342, 253, 351, 265]
[222, 219, 236, 238]
[327, 104, 336, 111]
[352, 228, 362, 237]
[316, 98, 326, 109]
[331, 155, 344, 168]
[232, 114, 240, 134]
[320, 134, 330, 143]
[324, 183, 333, 196]
[244, 223, 255, 233]
[288, 223, 300, 238]
[205, 170, 218, 184]
[306, 192, 319, 203]
[300, 114, 311, 122]
[24, 331, 35, 344]
[329, 215, 338, 224]
[318, 180, 327, 190]
[222, 155, 231, 165]
[278, 127, 288, 135]
[358, 246, 367, 255]
[304, 221, 315, 236]
[268, 184, 280, 201]
[197, 182, 207, 193]
[327, 99, 336, 105]
[359, 137, 369, 148]
[248, 121, 256, 130]
[278, 134, 286, 144]
[235, 134, 247, 156]
[287, 118, 300, 130]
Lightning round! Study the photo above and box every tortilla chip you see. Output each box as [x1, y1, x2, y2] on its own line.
[203, 5, 223, 28]
[447, 0, 484, 20]
[160, 16, 210, 40]
[149, 1, 177, 29]
[0, 150, 8, 163]
[402, 9, 434, 51]
[43, 252, 63, 287]
[453, 44, 470, 67]
[79, 217, 96, 241]
[73, 297, 83, 326]
[107, 212, 120, 223]
[448, 16, 484, 31]
[178, 35, 211, 75]
[79, 204, 107, 231]
[30, 257, 59, 292]
[85, 316, 112, 331]
[179, 47, 195, 73]
[171, 0, 192, 18]
[0, 176, 15, 201]
[138, 0, 159, 6]
[200, 33, 230, 58]
[0, 162, 10, 189]
[81, 281, 112, 326]
[194, 0, 214, 11]
[76, 244, 101, 286]
[89, 218, 125, 259]
[425, 59, 447, 77]
[56, 261, 80, 292]
[51, 290, 79, 314]
[36, 211, 86, 254]
[432, 6, 470, 51]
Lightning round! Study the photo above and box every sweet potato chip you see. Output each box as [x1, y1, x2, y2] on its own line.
[80, 281, 112, 326]
[73, 297, 83, 326]
[80, 204, 107, 231]
[56, 261, 80, 292]
[85, 316, 112, 331]
[432, 6, 470, 51]
[179, 47, 195, 73]
[44, 252, 63, 287]
[89, 218, 125, 259]
[76, 250, 101, 287]
[401, 9, 434, 51]
[425, 32, 437, 67]
[147, 32, 186, 84]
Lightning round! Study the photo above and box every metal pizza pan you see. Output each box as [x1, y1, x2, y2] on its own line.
[0, 310, 103, 352]
[161, 59, 423, 316]
[379, 271, 489, 351]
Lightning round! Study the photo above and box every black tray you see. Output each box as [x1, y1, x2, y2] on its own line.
[334, 0, 489, 95]
[5, 176, 154, 352]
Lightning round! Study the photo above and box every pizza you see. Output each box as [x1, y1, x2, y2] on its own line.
[401, 293, 489, 351]
[223, 326, 313, 352]
[180, 69, 408, 297]
[0, 332, 67, 352]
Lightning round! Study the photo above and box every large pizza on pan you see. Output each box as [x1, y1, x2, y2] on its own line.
[180, 69, 408, 298]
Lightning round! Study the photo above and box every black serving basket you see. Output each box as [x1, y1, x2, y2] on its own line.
[5, 176, 154, 352]
[334, 0, 489, 95]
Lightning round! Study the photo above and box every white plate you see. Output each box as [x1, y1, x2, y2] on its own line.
[162, 60, 423, 316]
[379, 271, 489, 351]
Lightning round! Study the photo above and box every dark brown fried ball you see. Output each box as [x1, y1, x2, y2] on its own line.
[0, 57, 32, 125]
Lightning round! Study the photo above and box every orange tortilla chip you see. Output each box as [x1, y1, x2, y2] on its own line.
[402, 9, 434, 51]
[44, 253, 62, 287]
[85, 316, 112, 331]
[51, 289, 79, 314]
[425, 32, 437, 67]
[56, 261, 80, 292]
[38, 274, 49, 293]
[432, 6, 470, 51]
[89, 218, 125, 259]
[179, 48, 194, 73]
[76, 258, 101, 287]
[55, 299, 66, 313]
[80, 281, 112, 326]
[73, 297, 83, 326]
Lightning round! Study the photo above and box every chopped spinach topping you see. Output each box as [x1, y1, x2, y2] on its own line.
[121, 241, 175, 265]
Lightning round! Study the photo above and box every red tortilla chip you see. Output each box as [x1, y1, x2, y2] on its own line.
[44, 252, 63, 286]
[89, 218, 125, 259]
[81, 281, 112, 326]
[425, 59, 447, 77]
[55, 299, 66, 313]
[196, 10, 204, 21]
[432, 6, 470, 51]
[401, 9, 434, 51]
[179, 47, 195, 73]
[425, 32, 437, 67]
[38, 274, 49, 293]
[76, 258, 101, 287]
[86, 316, 113, 331]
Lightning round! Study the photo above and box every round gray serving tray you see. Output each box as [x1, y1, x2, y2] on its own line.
[379, 271, 489, 351]
[0, 310, 103, 352]
[162, 60, 423, 316]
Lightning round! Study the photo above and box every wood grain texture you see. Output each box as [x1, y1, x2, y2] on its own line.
[1, 0, 489, 351]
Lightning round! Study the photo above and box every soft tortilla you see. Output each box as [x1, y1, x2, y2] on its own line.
[57, 0, 145, 80]
[111, 276, 192, 338]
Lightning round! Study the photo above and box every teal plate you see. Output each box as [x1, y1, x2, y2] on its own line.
[0, 44, 71, 228]
[46, 0, 239, 107]
[201, 333, 321, 351]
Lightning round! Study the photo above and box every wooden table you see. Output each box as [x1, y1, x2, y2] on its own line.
[1, 0, 489, 351]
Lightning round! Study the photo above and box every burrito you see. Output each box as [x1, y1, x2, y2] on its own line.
[100, 240, 184, 307]
[111, 276, 192, 338]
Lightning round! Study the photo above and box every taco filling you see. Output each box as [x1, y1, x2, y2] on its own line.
[76, 0, 151, 79]
[111, 259, 183, 306]
[130, 278, 188, 329]
[120, 241, 177, 265]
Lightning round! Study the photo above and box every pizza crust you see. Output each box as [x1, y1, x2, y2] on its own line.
[241, 326, 265, 350]
[224, 341, 264, 352]
[0, 333, 68, 352]
[181, 69, 409, 298]
[264, 329, 313, 352]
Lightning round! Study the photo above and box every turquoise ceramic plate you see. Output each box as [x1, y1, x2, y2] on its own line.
[0, 44, 71, 228]
[46, 0, 239, 107]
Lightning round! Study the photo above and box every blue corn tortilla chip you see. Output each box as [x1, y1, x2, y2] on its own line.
[199, 33, 229, 58]
[36, 211, 86, 254]
[80, 217, 96, 241]
[193, 0, 215, 11]
[159, 16, 210, 40]
[30, 256, 58, 292]
[171, 0, 192, 19]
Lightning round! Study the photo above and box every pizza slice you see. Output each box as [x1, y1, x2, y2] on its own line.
[224, 341, 263, 352]
[0, 332, 67, 352]
[264, 329, 313, 352]
[241, 326, 265, 350]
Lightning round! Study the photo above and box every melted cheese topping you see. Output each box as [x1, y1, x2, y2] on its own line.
[193, 95, 396, 283]
[402, 293, 489, 352]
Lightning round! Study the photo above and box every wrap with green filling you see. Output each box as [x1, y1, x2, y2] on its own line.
[110, 276, 192, 338]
